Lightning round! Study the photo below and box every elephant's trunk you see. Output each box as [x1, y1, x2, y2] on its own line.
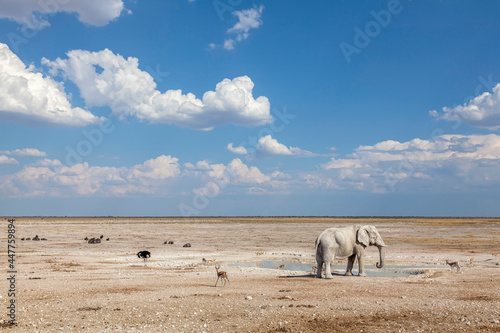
[376, 245, 385, 269]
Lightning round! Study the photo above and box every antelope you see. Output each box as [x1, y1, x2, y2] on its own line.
[446, 260, 460, 271]
[256, 262, 263, 267]
[202, 258, 215, 264]
[215, 265, 229, 287]
[493, 253, 499, 256]
[256, 252, 263, 256]
[469, 257, 475, 265]
[277, 264, 286, 270]
[312, 265, 318, 274]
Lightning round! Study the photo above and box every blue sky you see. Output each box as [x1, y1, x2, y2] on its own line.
[1, 0, 500, 216]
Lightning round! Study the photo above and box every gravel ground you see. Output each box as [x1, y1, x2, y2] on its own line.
[1, 217, 499, 332]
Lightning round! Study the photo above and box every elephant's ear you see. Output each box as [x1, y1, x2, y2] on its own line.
[357, 227, 369, 247]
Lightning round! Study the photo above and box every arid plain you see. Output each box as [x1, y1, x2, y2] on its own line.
[1, 217, 500, 332]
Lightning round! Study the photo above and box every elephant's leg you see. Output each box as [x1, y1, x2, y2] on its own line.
[316, 259, 324, 278]
[323, 254, 334, 279]
[345, 254, 356, 276]
[315, 252, 324, 278]
[357, 253, 367, 277]
[318, 249, 335, 279]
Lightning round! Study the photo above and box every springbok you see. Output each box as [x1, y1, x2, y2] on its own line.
[215, 265, 229, 287]
[446, 260, 460, 272]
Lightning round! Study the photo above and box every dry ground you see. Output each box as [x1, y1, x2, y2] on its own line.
[1, 217, 499, 332]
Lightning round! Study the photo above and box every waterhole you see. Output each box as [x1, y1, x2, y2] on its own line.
[229, 260, 432, 277]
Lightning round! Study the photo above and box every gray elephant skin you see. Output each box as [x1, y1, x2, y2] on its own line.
[315, 225, 386, 279]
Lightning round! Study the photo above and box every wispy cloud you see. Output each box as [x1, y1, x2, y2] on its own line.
[209, 5, 264, 50]
[0, 148, 47, 157]
[224, 5, 264, 50]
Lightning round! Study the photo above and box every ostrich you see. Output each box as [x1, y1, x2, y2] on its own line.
[137, 250, 151, 265]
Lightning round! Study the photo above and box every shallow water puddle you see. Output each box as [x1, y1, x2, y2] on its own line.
[229, 260, 432, 277]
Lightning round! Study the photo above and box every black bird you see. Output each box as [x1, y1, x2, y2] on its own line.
[137, 250, 151, 264]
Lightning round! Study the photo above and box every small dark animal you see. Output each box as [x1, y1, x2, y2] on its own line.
[100, 235, 104, 239]
[183, 243, 191, 248]
[40, 238, 47, 241]
[168, 241, 174, 245]
[33, 235, 40, 241]
[84, 237, 89, 240]
[88, 237, 101, 244]
[26, 237, 31, 240]
[21, 238, 25, 241]
[106, 238, 110, 241]
[137, 251, 151, 264]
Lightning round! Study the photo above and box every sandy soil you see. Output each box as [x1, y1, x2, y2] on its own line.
[1, 217, 500, 332]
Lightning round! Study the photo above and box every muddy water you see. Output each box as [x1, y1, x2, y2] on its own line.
[229, 260, 438, 277]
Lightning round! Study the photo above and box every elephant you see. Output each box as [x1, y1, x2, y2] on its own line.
[315, 225, 386, 279]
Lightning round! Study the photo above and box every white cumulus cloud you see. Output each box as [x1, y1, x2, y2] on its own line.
[0, 43, 103, 127]
[0, 155, 18, 165]
[0, 155, 181, 197]
[0, 0, 125, 28]
[227, 136, 317, 158]
[227, 143, 248, 155]
[430, 83, 500, 130]
[43, 48, 272, 130]
[321, 134, 500, 192]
